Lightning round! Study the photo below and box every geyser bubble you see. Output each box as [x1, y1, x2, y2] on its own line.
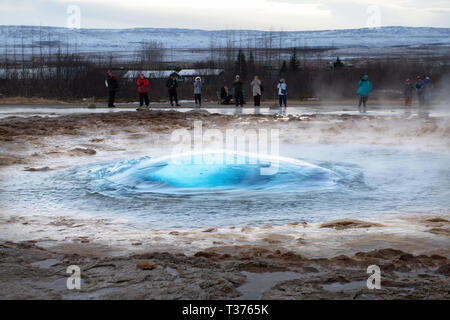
[87, 150, 340, 196]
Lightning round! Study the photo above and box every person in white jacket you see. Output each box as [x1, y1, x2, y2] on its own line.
[277, 78, 287, 107]
[193, 76, 202, 107]
[250, 75, 262, 106]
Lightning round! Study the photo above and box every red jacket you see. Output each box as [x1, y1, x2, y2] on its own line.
[137, 78, 149, 93]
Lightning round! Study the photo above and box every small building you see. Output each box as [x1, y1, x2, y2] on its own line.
[178, 69, 224, 79]
[123, 69, 224, 82]
[123, 70, 181, 80]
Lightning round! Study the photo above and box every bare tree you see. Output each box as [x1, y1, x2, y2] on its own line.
[138, 40, 165, 69]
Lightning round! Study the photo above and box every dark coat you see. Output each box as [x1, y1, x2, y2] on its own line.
[233, 80, 243, 94]
[220, 87, 229, 99]
[107, 75, 118, 92]
[166, 77, 178, 91]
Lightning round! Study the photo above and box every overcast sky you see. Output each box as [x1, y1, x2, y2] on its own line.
[1, 0, 449, 30]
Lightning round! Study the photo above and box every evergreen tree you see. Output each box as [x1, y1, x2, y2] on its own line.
[248, 51, 255, 75]
[280, 60, 288, 75]
[333, 56, 344, 68]
[289, 47, 300, 72]
[235, 49, 247, 79]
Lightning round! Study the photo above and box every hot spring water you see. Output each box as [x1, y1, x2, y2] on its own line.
[87, 151, 340, 195]
[1, 145, 449, 229]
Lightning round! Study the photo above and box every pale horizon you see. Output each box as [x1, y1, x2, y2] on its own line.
[1, 24, 449, 33]
[1, 0, 449, 31]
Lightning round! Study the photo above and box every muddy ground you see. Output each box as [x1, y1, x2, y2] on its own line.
[1, 108, 449, 167]
[0, 108, 449, 299]
[1, 222, 449, 299]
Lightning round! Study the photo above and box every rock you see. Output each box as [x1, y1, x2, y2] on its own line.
[426, 228, 450, 236]
[323, 275, 349, 284]
[436, 264, 450, 276]
[194, 251, 220, 259]
[333, 255, 351, 261]
[0, 155, 23, 166]
[302, 266, 319, 273]
[202, 228, 217, 233]
[136, 261, 156, 270]
[355, 248, 405, 259]
[430, 254, 447, 260]
[262, 238, 281, 244]
[87, 103, 96, 109]
[296, 237, 305, 244]
[380, 263, 396, 272]
[423, 218, 448, 223]
[319, 219, 383, 230]
[24, 166, 51, 172]
[186, 109, 210, 115]
[395, 265, 411, 272]
[399, 253, 415, 261]
[287, 222, 299, 226]
[68, 148, 96, 156]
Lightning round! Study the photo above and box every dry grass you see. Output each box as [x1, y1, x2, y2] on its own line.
[0, 96, 72, 104]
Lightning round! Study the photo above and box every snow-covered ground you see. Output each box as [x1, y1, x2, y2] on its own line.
[0, 25, 449, 62]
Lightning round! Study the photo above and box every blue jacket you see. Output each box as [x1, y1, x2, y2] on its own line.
[194, 81, 202, 94]
[416, 80, 424, 93]
[357, 76, 373, 96]
[424, 80, 433, 92]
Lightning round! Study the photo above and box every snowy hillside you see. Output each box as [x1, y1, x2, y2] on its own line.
[0, 25, 449, 61]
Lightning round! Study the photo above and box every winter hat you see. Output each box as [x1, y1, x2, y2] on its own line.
[140, 73, 145, 77]
[406, 79, 411, 83]
[195, 76, 201, 82]
[280, 78, 285, 83]
[235, 75, 240, 79]
[417, 76, 422, 79]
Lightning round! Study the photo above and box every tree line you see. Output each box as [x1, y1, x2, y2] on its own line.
[0, 33, 448, 102]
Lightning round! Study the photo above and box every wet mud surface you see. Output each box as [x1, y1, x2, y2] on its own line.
[0, 108, 449, 299]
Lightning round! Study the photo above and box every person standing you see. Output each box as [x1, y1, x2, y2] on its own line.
[233, 75, 244, 107]
[194, 77, 202, 107]
[220, 86, 232, 105]
[137, 73, 150, 108]
[403, 79, 413, 107]
[416, 76, 425, 106]
[277, 78, 287, 107]
[106, 70, 118, 108]
[250, 75, 262, 107]
[166, 74, 180, 106]
[357, 75, 372, 113]
[424, 76, 433, 106]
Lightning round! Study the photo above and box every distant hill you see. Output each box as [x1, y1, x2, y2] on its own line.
[0, 25, 448, 62]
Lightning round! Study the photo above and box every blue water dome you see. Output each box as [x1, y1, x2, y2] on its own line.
[88, 150, 340, 196]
